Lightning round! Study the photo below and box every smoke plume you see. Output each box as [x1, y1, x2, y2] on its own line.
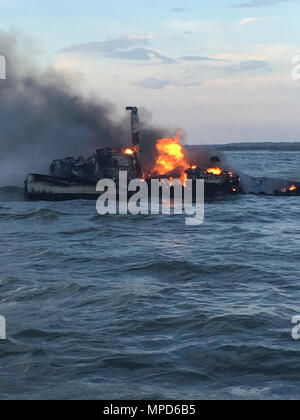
[0, 31, 166, 186]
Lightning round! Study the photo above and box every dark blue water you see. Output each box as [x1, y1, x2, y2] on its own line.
[1, 151, 300, 400]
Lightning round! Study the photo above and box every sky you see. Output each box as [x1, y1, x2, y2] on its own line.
[0, 0, 300, 144]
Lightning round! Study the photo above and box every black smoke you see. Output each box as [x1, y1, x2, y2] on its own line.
[0, 31, 166, 186]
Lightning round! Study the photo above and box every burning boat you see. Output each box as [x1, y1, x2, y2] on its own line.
[25, 107, 241, 201]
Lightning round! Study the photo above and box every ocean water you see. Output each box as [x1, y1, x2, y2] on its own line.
[0, 150, 300, 400]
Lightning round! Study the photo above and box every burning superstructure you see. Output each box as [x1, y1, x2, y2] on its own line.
[185, 166, 240, 196]
[48, 107, 141, 183]
[142, 135, 240, 195]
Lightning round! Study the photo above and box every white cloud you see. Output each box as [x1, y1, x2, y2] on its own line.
[126, 34, 154, 41]
[134, 77, 202, 90]
[240, 16, 279, 24]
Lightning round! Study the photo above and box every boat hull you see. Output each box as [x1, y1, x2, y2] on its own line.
[25, 174, 100, 201]
[25, 173, 240, 201]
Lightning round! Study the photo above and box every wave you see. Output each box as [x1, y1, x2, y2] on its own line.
[0, 208, 67, 221]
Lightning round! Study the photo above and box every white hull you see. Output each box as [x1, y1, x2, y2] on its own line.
[25, 174, 99, 200]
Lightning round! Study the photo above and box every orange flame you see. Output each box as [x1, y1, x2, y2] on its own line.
[206, 167, 222, 176]
[154, 136, 189, 185]
[282, 185, 297, 193]
[123, 148, 134, 155]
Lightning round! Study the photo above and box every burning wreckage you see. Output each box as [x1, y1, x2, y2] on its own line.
[24, 107, 299, 200]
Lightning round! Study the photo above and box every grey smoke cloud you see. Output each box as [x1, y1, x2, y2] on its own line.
[0, 31, 164, 186]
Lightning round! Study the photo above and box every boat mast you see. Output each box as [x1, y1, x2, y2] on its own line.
[126, 106, 142, 178]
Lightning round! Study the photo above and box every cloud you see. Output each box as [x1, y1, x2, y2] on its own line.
[134, 77, 202, 90]
[135, 78, 171, 89]
[240, 16, 279, 24]
[170, 8, 186, 12]
[109, 48, 175, 64]
[224, 60, 272, 73]
[59, 35, 175, 64]
[232, 0, 293, 8]
[60, 35, 152, 55]
[180, 56, 227, 62]
[126, 34, 154, 41]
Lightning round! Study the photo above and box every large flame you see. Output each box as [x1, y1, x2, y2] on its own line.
[154, 136, 189, 185]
